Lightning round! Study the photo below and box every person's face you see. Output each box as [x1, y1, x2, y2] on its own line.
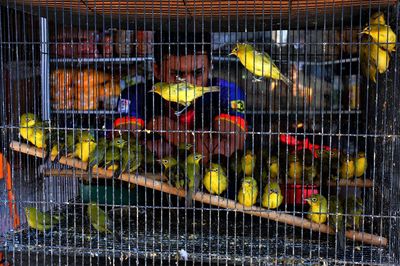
[155, 54, 210, 86]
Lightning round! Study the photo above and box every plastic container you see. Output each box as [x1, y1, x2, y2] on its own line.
[79, 182, 137, 205]
[281, 184, 319, 205]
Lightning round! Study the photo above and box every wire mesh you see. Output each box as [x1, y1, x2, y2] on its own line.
[0, 0, 399, 265]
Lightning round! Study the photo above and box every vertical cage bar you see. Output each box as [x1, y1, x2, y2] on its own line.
[40, 16, 50, 121]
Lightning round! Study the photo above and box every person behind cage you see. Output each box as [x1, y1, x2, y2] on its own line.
[113, 31, 247, 163]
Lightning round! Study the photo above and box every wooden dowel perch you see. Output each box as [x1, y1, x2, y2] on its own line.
[9, 140, 388, 247]
[9, 141, 47, 158]
[119, 173, 388, 248]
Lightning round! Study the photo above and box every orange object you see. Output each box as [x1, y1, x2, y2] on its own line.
[0, 153, 20, 229]
[50, 69, 75, 109]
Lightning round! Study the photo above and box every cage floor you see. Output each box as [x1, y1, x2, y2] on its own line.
[2, 202, 394, 265]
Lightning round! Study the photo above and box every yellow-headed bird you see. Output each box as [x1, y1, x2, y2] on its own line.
[262, 181, 283, 209]
[305, 194, 328, 224]
[288, 154, 303, 180]
[229, 43, 292, 85]
[369, 11, 386, 25]
[354, 152, 367, 178]
[360, 24, 396, 53]
[150, 82, 220, 115]
[203, 163, 228, 195]
[339, 155, 355, 179]
[266, 155, 279, 179]
[24, 206, 61, 232]
[238, 177, 258, 207]
[73, 131, 97, 162]
[19, 113, 48, 149]
[241, 151, 256, 176]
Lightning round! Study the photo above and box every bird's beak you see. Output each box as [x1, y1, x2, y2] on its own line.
[156, 159, 162, 164]
[305, 198, 311, 204]
[148, 88, 155, 93]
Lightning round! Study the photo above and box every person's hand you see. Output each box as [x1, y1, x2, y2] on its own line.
[211, 114, 247, 158]
[146, 116, 212, 161]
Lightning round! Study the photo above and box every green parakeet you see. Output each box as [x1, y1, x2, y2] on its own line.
[24, 206, 61, 232]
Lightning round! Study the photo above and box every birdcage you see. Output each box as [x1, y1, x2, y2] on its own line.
[0, 0, 399, 265]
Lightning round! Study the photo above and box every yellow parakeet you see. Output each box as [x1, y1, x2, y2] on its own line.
[19, 113, 48, 149]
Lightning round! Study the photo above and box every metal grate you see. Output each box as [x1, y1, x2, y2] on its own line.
[0, 0, 399, 265]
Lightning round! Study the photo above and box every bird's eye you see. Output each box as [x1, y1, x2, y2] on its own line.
[162, 159, 168, 164]
[312, 198, 317, 202]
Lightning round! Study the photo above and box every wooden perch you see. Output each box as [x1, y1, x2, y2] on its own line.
[119, 173, 388, 248]
[8, 140, 388, 247]
[9, 141, 47, 158]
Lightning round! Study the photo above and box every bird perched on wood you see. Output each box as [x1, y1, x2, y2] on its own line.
[203, 163, 228, 195]
[149, 82, 220, 115]
[238, 177, 258, 207]
[103, 138, 127, 171]
[72, 131, 97, 163]
[24, 206, 61, 232]
[120, 141, 142, 174]
[262, 181, 283, 209]
[229, 43, 292, 85]
[339, 155, 355, 179]
[354, 152, 368, 178]
[157, 156, 178, 180]
[19, 113, 49, 149]
[88, 137, 108, 169]
[184, 153, 204, 207]
[305, 194, 328, 224]
[51, 130, 77, 159]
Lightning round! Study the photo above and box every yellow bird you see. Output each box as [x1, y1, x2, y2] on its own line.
[305, 194, 328, 224]
[149, 82, 220, 115]
[262, 181, 283, 209]
[241, 151, 256, 176]
[229, 43, 292, 85]
[288, 154, 303, 180]
[354, 152, 367, 178]
[267, 155, 279, 179]
[360, 36, 377, 83]
[369, 11, 386, 25]
[19, 113, 48, 149]
[238, 177, 258, 207]
[203, 163, 228, 195]
[73, 131, 97, 162]
[360, 36, 390, 75]
[339, 155, 355, 179]
[360, 24, 396, 53]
